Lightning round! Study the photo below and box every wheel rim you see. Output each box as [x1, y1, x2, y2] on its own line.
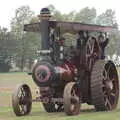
[64, 82, 80, 115]
[12, 84, 32, 116]
[102, 62, 119, 110]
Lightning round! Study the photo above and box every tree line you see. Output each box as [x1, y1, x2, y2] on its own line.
[0, 4, 119, 72]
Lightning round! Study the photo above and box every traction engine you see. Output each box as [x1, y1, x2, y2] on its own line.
[12, 8, 119, 116]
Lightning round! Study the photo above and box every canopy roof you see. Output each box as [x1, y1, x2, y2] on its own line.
[24, 20, 116, 33]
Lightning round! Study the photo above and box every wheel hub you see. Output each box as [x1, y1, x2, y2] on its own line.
[105, 81, 113, 91]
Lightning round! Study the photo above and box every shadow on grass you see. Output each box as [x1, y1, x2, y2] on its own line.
[29, 108, 95, 117]
[29, 110, 66, 117]
[80, 108, 95, 113]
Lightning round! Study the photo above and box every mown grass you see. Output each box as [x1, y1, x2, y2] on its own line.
[1, 105, 120, 120]
[0, 71, 120, 120]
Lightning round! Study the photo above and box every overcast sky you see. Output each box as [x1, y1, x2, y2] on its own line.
[0, 0, 120, 30]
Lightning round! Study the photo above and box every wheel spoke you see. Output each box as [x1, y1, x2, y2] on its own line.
[70, 104, 75, 111]
[103, 90, 107, 95]
[103, 69, 108, 80]
[19, 105, 24, 114]
[107, 65, 110, 73]
[71, 89, 79, 103]
[102, 83, 105, 88]
[109, 93, 116, 104]
[106, 65, 111, 80]
[90, 38, 95, 54]
[111, 78, 115, 82]
[85, 37, 98, 70]
[89, 59, 92, 70]
[18, 91, 22, 98]
[72, 89, 76, 96]
[21, 88, 25, 97]
[110, 92, 116, 97]
[105, 97, 112, 110]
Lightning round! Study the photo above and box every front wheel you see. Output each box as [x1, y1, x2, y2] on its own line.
[12, 84, 32, 116]
[63, 82, 81, 115]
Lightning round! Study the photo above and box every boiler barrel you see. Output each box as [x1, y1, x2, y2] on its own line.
[32, 62, 73, 87]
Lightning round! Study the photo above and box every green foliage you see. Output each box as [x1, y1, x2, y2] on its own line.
[0, 28, 16, 72]
[74, 7, 96, 24]
[47, 4, 76, 21]
[108, 31, 120, 55]
[96, 9, 119, 56]
[10, 6, 40, 71]
[0, 4, 119, 72]
[11, 6, 35, 33]
[96, 9, 118, 28]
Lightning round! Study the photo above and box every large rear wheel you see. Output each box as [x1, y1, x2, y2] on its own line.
[91, 60, 119, 111]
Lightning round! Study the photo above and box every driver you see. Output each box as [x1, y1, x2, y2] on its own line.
[98, 33, 109, 59]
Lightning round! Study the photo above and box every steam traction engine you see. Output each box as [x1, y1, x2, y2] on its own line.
[12, 8, 119, 116]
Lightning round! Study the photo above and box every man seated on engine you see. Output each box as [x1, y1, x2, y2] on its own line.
[98, 32, 109, 59]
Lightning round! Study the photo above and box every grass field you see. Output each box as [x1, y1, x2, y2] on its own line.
[0, 70, 120, 120]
